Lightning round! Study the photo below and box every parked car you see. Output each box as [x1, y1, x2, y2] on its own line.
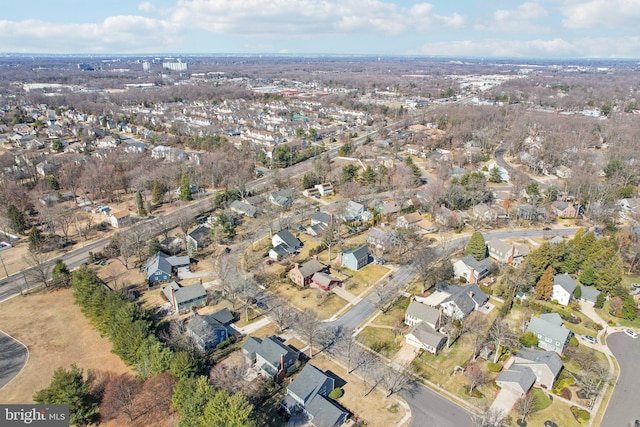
[542, 227, 551, 231]
[256, 301, 268, 310]
[624, 329, 638, 339]
[580, 335, 597, 344]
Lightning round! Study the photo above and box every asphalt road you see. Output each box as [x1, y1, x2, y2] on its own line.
[601, 332, 640, 427]
[0, 331, 28, 390]
[401, 385, 472, 427]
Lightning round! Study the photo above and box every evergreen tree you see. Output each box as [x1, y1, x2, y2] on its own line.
[488, 166, 502, 183]
[465, 231, 487, 261]
[151, 180, 165, 205]
[341, 164, 359, 183]
[28, 226, 44, 252]
[536, 266, 554, 300]
[52, 260, 70, 287]
[7, 204, 26, 234]
[573, 284, 582, 300]
[360, 166, 377, 186]
[179, 174, 192, 201]
[579, 265, 595, 285]
[33, 364, 99, 426]
[594, 292, 606, 309]
[135, 191, 146, 216]
[147, 238, 163, 257]
[201, 390, 256, 427]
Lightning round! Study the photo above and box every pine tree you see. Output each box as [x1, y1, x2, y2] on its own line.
[135, 191, 146, 216]
[28, 226, 44, 252]
[179, 174, 192, 201]
[151, 180, 165, 205]
[7, 204, 26, 234]
[573, 284, 582, 300]
[465, 231, 487, 261]
[536, 265, 554, 300]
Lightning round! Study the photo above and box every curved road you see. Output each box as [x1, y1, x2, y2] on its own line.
[0, 331, 28, 390]
[602, 332, 640, 427]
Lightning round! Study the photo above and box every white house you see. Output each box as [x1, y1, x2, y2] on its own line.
[551, 273, 578, 306]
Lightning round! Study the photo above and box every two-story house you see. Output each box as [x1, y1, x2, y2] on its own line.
[404, 300, 446, 355]
[242, 335, 298, 382]
[269, 229, 302, 260]
[338, 245, 370, 271]
[289, 260, 325, 287]
[551, 273, 578, 306]
[453, 255, 495, 284]
[526, 313, 573, 354]
[163, 281, 207, 314]
[487, 238, 529, 266]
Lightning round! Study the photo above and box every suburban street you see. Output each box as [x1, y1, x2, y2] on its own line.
[601, 332, 640, 427]
[401, 386, 472, 427]
[0, 331, 28, 390]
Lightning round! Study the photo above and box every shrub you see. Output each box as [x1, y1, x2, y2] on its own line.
[553, 376, 575, 394]
[569, 336, 579, 347]
[328, 388, 344, 399]
[487, 362, 503, 373]
[570, 406, 590, 425]
[216, 338, 232, 350]
[520, 331, 538, 348]
[561, 387, 572, 400]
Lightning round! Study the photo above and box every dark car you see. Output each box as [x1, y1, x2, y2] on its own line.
[542, 227, 552, 231]
[256, 301, 268, 310]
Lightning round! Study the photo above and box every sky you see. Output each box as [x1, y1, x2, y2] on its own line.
[1, 0, 639, 58]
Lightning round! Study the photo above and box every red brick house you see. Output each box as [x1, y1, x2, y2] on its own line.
[288, 260, 324, 287]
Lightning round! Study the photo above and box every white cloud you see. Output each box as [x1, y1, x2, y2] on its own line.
[560, 0, 640, 30]
[475, 2, 549, 32]
[0, 17, 184, 53]
[169, 0, 463, 36]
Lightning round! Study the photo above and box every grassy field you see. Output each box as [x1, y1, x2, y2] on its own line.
[0, 288, 131, 404]
[270, 281, 348, 320]
[357, 326, 402, 358]
[310, 355, 406, 427]
[513, 397, 582, 427]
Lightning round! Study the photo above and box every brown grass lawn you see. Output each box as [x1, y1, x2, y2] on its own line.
[372, 297, 410, 328]
[357, 326, 402, 358]
[512, 397, 581, 427]
[341, 264, 390, 296]
[271, 281, 348, 319]
[0, 288, 131, 404]
[310, 355, 406, 427]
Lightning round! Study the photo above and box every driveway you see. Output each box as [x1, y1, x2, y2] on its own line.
[0, 330, 28, 389]
[489, 389, 520, 421]
[601, 332, 640, 427]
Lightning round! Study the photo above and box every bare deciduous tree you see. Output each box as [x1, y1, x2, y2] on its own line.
[489, 319, 517, 363]
[295, 308, 325, 358]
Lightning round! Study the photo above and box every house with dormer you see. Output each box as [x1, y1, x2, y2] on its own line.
[551, 273, 578, 306]
[269, 229, 302, 260]
[338, 245, 370, 271]
[404, 300, 447, 354]
[526, 313, 573, 354]
[242, 335, 298, 382]
[453, 255, 495, 284]
[487, 238, 529, 266]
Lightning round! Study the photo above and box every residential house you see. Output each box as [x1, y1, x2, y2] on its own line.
[338, 245, 370, 271]
[242, 335, 298, 382]
[495, 365, 536, 398]
[341, 201, 372, 222]
[555, 165, 572, 179]
[526, 314, 573, 354]
[404, 300, 446, 355]
[487, 238, 529, 266]
[311, 272, 342, 291]
[438, 282, 489, 320]
[551, 201, 578, 218]
[453, 255, 495, 284]
[379, 201, 401, 216]
[146, 251, 191, 285]
[108, 210, 130, 228]
[289, 260, 325, 287]
[303, 187, 321, 198]
[435, 206, 461, 228]
[485, 161, 510, 182]
[163, 281, 207, 314]
[282, 364, 349, 427]
[472, 203, 499, 223]
[269, 230, 302, 260]
[268, 188, 296, 208]
[512, 348, 563, 389]
[367, 227, 397, 253]
[578, 284, 601, 305]
[186, 310, 236, 352]
[396, 212, 435, 232]
[230, 200, 258, 218]
[551, 273, 578, 306]
[123, 141, 146, 153]
[314, 183, 334, 196]
[306, 212, 332, 236]
[186, 224, 211, 256]
[516, 204, 546, 221]
[617, 198, 640, 220]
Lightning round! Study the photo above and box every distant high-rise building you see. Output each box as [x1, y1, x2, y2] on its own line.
[162, 61, 188, 71]
[142, 61, 151, 72]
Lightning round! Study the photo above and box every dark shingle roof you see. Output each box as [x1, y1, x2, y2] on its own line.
[408, 322, 446, 350]
[406, 301, 440, 325]
[298, 260, 324, 278]
[497, 365, 536, 392]
[187, 314, 230, 344]
[526, 316, 571, 344]
[288, 364, 333, 405]
[242, 336, 297, 371]
[439, 282, 488, 317]
[343, 244, 369, 260]
[209, 307, 234, 325]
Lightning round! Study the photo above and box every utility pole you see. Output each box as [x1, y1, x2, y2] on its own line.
[0, 255, 7, 277]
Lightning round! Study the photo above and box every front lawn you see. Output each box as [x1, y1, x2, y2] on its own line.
[357, 326, 402, 358]
[339, 264, 391, 296]
[271, 282, 348, 320]
[513, 397, 581, 427]
[372, 297, 410, 327]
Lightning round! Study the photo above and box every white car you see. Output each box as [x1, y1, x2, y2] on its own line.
[624, 329, 638, 339]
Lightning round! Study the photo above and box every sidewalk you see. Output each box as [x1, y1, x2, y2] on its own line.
[232, 316, 272, 335]
[332, 285, 361, 305]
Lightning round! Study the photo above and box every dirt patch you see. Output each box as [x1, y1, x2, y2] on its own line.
[0, 288, 131, 403]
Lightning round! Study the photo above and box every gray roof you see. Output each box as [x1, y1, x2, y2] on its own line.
[526, 316, 572, 344]
[230, 200, 258, 217]
[288, 364, 334, 405]
[306, 393, 348, 427]
[459, 255, 495, 275]
[311, 211, 332, 226]
[242, 335, 298, 371]
[408, 322, 446, 349]
[579, 284, 601, 303]
[438, 282, 489, 317]
[516, 348, 563, 378]
[343, 244, 369, 261]
[539, 312, 563, 326]
[188, 225, 211, 246]
[146, 251, 190, 279]
[209, 307, 234, 325]
[406, 301, 440, 326]
[487, 238, 511, 254]
[497, 365, 536, 392]
[275, 229, 302, 250]
[163, 282, 207, 306]
[549, 236, 564, 246]
[311, 272, 341, 288]
[554, 273, 578, 295]
[298, 260, 324, 278]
